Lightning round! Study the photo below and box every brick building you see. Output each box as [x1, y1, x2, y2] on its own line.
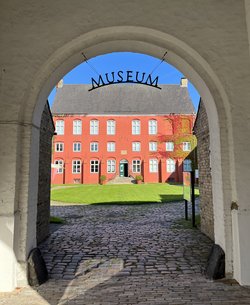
[51, 79, 196, 184]
[193, 100, 214, 240]
[37, 101, 55, 243]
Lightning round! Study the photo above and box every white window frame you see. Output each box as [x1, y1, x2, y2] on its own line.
[132, 142, 141, 152]
[149, 159, 158, 173]
[54, 160, 64, 174]
[132, 160, 141, 173]
[90, 160, 99, 173]
[132, 120, 140, 135]
[73, 120, 82, 135]
[167, 159, 175, 173]
[107, 120, 116, 135]
[183, 159, 192, 172]
[90, 142, 99, 152]
[149, 141, 157, 152]
[107, 142, 115, 152]
[90, 120, 99, 135]
[72, 160, 81, 174]
[55, 120, 64, 135]
[107, 160, 116, 173]
[149, 119, 157, 135]
[55, 142, 64, 152]
[183, 142, 191, 151]
[166, 141, 174, 151]
[73, 142, 81, 152]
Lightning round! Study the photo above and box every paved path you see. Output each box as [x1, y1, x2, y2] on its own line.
[1, 202, 250, 305]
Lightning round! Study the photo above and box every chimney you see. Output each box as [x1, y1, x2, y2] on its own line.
[180, 77, 188, 87]
[56, 79, 63, 89]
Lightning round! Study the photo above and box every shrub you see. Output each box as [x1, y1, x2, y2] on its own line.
[100, 175, 107, 181]
[135, 175, 143, 181]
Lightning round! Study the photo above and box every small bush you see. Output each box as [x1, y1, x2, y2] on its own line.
[50, 216, 65, 224]
[100, 175, 107, 181]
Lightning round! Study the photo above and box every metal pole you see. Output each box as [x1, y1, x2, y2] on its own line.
[191, 171, 196, 227]
[184, 199, 188, 220]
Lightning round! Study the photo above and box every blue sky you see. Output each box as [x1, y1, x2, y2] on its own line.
[48, 52, 200, 110]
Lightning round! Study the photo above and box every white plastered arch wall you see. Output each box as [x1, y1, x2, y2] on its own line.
[0, 26, 237, 291]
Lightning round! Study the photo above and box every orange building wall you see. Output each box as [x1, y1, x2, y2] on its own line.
[51, 114, 196, 184]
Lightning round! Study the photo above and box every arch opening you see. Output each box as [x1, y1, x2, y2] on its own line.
[2, 26, 236, 291]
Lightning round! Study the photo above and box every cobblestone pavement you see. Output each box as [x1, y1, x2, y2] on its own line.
[1, 202, 250, 305]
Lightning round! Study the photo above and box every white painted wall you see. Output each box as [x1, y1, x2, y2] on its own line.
[0, 0, 250, 291]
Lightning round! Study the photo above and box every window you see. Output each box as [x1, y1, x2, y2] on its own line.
[54, 160, 63, 174]
[183, 142, 191, 151]
[73, 142, 81, 152]
[167, 159, 175, 173]
[55, 142, 64, 152]
[90, 120, 99, 135]
[72, 160, 81, 173]
[132, 160, 141, 173]
[166, 141, 174, 151]
[183, 159, 192, 172]
[107, 120, 116, 135]
[149, 141, 157, 151]
[55, 120, 64, 135]
[90, 160, 99, 173]
[90, 142, 98, 152]
[73, 120, 82, 135]
[149, 120, 157, 135]
[132, 120, 140, 135]
[149, 159, 158, 173]
[107, 142, 115, 152]
[107, 160, 116, 173]
[132, 142, 141, 152]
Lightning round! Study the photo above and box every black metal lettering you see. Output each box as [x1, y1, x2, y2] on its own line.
[126, 70, 133, 82]
[91, 75, 105, 89]
[105, 72, 115, 83]
[117, 70, 124, 82]
[89, 71, 161, 91]
[135, 71, 145, 83]
[145, 74, 159, 87]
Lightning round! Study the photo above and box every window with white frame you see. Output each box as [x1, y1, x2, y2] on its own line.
[90, 160, 99, 173]
[72, 160, 81, 173]
[107, 120, 116, 135]
[149, 141, 157, 151]
[183, 159, 192, 172]
[132, 142, 141, 152]
[73, 142, 81, 152]
[73, 120, 82, 135]
[107, 160, 116, 173]
[132, 120, 140, 135]
[167, 159, 175, 173]
[149, 119, 157, 135]
[55, 120, 64, 135]
[90, 120, 99, 135]
[132, 160, 141, 173]
[183, 142, 191, 151]
[55, 142, 64, 152]
[54, 160, 63, 174]
[166, 141, 174, 151]
[107, 142, 115, 152]
[90, 142, 98, 152]
[149, 159, 158, 172]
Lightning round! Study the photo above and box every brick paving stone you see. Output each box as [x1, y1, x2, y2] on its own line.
[1, 201, 250, 304]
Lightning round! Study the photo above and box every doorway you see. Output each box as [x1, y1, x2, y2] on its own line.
[119, 159, 129, 177]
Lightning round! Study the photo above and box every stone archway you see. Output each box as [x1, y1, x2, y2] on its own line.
[29, 26, 235, 283]
[1, 3, 250, 290]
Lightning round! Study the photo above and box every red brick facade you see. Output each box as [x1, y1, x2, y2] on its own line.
[51, 114, 196, 184]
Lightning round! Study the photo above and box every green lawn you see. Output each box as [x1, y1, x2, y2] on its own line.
[51, 183, 199, 205]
